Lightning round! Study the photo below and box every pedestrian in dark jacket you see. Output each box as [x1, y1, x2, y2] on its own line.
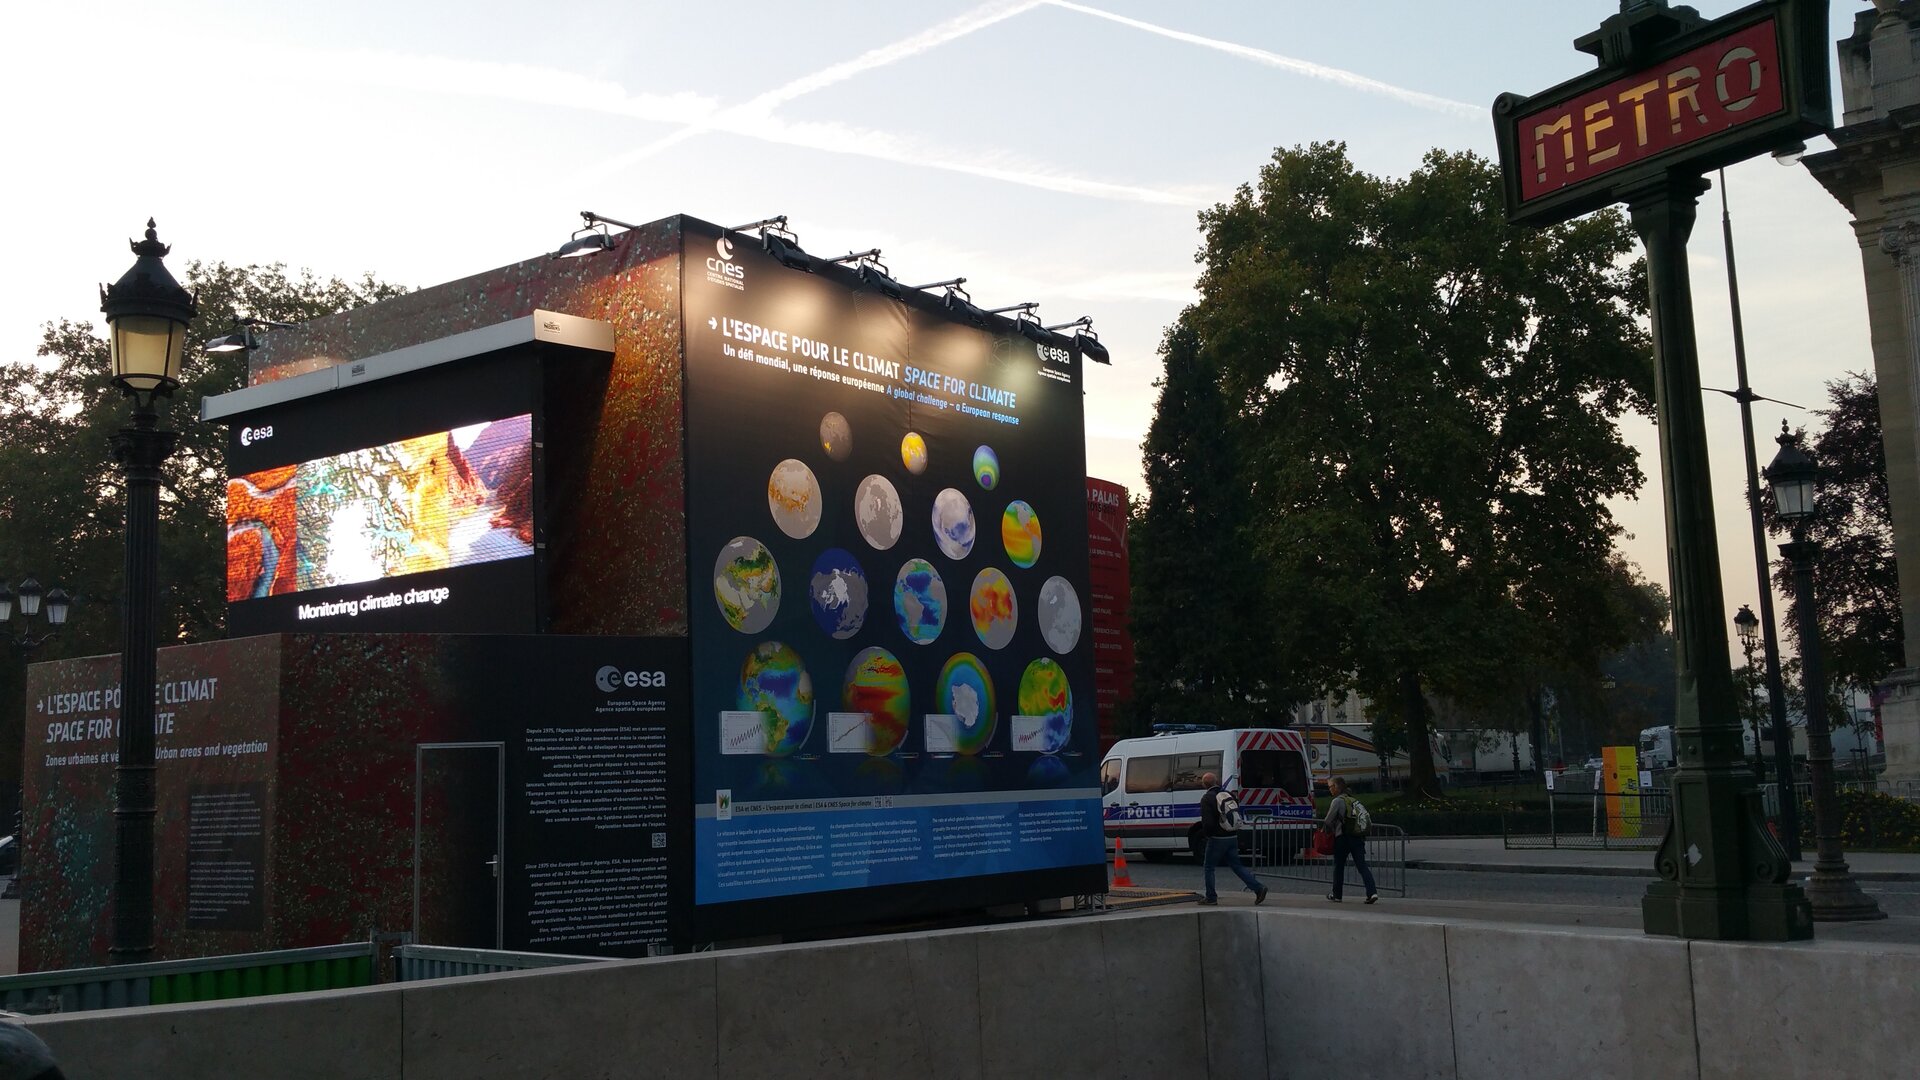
[1198, 772, 1268, 906]
[1321, 776, 1378, 904]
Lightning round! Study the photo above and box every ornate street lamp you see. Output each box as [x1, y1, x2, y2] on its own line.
[1765, 425, 1884, 921]
[1733, 605, 1764, 776]
[99, 218, 196, 962]
[1, 578, 72, 651]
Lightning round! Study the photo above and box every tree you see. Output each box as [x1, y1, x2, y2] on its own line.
[1133, 142, 1654, 795]
[0, 262, 406, 788]
[1764, 372, 1902, 698]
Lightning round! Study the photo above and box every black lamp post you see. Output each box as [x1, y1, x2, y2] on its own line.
[1, 578, 73, 651]
[99, 219, 196, 962]
[1765, 426, 1884, 922]
[1733, 605, 1763, 776]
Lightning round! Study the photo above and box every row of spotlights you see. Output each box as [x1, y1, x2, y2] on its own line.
[550, 212, 1110, 364]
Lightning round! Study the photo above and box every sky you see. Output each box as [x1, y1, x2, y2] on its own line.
[0, 1, 1880, 654]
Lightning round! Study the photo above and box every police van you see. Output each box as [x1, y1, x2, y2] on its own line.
[1100, 727, 1316, 859]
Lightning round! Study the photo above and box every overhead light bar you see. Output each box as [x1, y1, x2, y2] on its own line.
[552, 210, 642, 260]
[204, 316, 300, 355]
[907, 277, 966, 293]
[828, 248, 883, 266]
[729, 215, 788, 234]
[985, 302, 1037, 318]
[1042, 314, 1110, 364]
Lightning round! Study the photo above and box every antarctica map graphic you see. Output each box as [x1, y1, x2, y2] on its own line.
[680, 218, 1103, 911]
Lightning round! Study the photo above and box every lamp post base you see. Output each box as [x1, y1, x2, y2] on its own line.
[1806, 864, 1888, 922]
[1643, 881, 1813, 941]
[1642, 770, 1813, 941]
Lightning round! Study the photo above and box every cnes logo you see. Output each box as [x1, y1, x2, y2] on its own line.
[239, 424, 274, 447]
[706, 235, 744, 289]
[595, 665, 667, 692]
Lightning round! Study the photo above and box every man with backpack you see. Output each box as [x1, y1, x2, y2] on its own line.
[1320, 776, 1379, 904]
[1197, 772, 1268, 906]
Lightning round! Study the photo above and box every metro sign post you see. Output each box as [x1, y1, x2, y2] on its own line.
[1495, 0, 1829, 942]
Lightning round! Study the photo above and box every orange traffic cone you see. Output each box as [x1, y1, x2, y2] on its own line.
[1110, 837, 1135, 888]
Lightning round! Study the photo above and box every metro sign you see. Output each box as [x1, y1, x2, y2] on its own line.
[1493, 0, 1829, 226]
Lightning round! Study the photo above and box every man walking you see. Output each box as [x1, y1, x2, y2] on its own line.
[1321, 776, 1378, 904]
[1198, 771, 1268, 906]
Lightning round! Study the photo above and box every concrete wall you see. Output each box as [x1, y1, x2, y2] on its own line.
[23, 909, 1920, 1079]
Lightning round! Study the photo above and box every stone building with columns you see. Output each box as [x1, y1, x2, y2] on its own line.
[1804, 0, 1920, 781]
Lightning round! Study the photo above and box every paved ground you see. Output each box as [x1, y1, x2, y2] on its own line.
[1114, 846, 1920, 945]
[1401, 836, 1920, 881]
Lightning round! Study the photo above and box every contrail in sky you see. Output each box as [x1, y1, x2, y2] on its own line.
[584, 0, 1046, 180]
[1043, 0, 1482, 119]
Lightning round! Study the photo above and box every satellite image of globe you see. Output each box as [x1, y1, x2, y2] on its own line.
[739, 641, 814, 756]
[809, 548, 869, 639]
[1037, 575, 1081, 653]
[1018, 657, 1072, 754]
[901, 431, 929, 474]
[973, 445, 1000, 490]
[937, 652, 997, 755]
[1002, 500, 1043, 568]
[820, 411, 853, 462]
[931, 487, 976, 560]
[855, 474, 903, 550]
[767, 458, 822, 539]
[969, 567, 1017, 650]
[893, 558, 948, 644]
[843, 646, 910, 756]
[713, 536, 780, 633]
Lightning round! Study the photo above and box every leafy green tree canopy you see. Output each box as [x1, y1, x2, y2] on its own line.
[1133, 142, 1655, 794]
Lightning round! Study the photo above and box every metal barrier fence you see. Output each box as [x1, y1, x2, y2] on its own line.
[392, 944, 604, 982]
[1246, 822, 1408, 897]
[0, 942, 374, 1015]
[1503, 791, 1670, 850]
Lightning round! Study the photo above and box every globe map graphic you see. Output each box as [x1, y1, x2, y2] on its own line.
[973, 445, 1000, 490]
[1017, 657, 1072, 754]
[900, 431, 929, 475]
[1037, 575, 1082, 654]
[843, 646, 910, 756]
[819, 411, 853, 462]
[893, 558, 948, 644]
[854, 474, 903, 550]
[739, 641, 814, 756]
[767, 458, 822, 539]
[713, 536, 780, 633]
[1002, 501, 1043, 568]
[969, 567, 1017, 650]
[931, 487, 976, 560]
[936, 652, 997, 755]
[809, 548, 869, 639]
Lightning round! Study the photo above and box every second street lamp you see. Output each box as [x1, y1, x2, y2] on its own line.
[99, 218, 196, 962]
[1765, 426, 1885, 922]
[1734, 604, 1763, 777]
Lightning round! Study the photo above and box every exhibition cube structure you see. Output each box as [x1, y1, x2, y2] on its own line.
[22, 215, 1105, 968]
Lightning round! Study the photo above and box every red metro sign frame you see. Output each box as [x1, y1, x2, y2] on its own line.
[1493, 0, 1829, 227]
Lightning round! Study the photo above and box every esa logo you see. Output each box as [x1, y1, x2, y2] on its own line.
[595, 665, 667, 692]
[705, 236, 745, 290]
[239, 424, 274, 446]
[1039, 344, 1072, 368]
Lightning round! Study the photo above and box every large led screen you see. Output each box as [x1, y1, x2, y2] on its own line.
[681, 219, 1106, 938]
[223, 350, 545, 636]
[227, 415, 534, 601]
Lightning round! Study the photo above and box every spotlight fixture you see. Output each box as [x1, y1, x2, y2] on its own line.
[752, 219, 812, 272]
[1773, 139, 1807, 166]
[943, 284, 989, 327]
[856, 257, 904, 300]
[204, 316, 299, 354]
[984, 302, 1038, 318]
[552, 210, 641, 259]
[827, 248, 883, 267]
[1043, 315, 1110, 364]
